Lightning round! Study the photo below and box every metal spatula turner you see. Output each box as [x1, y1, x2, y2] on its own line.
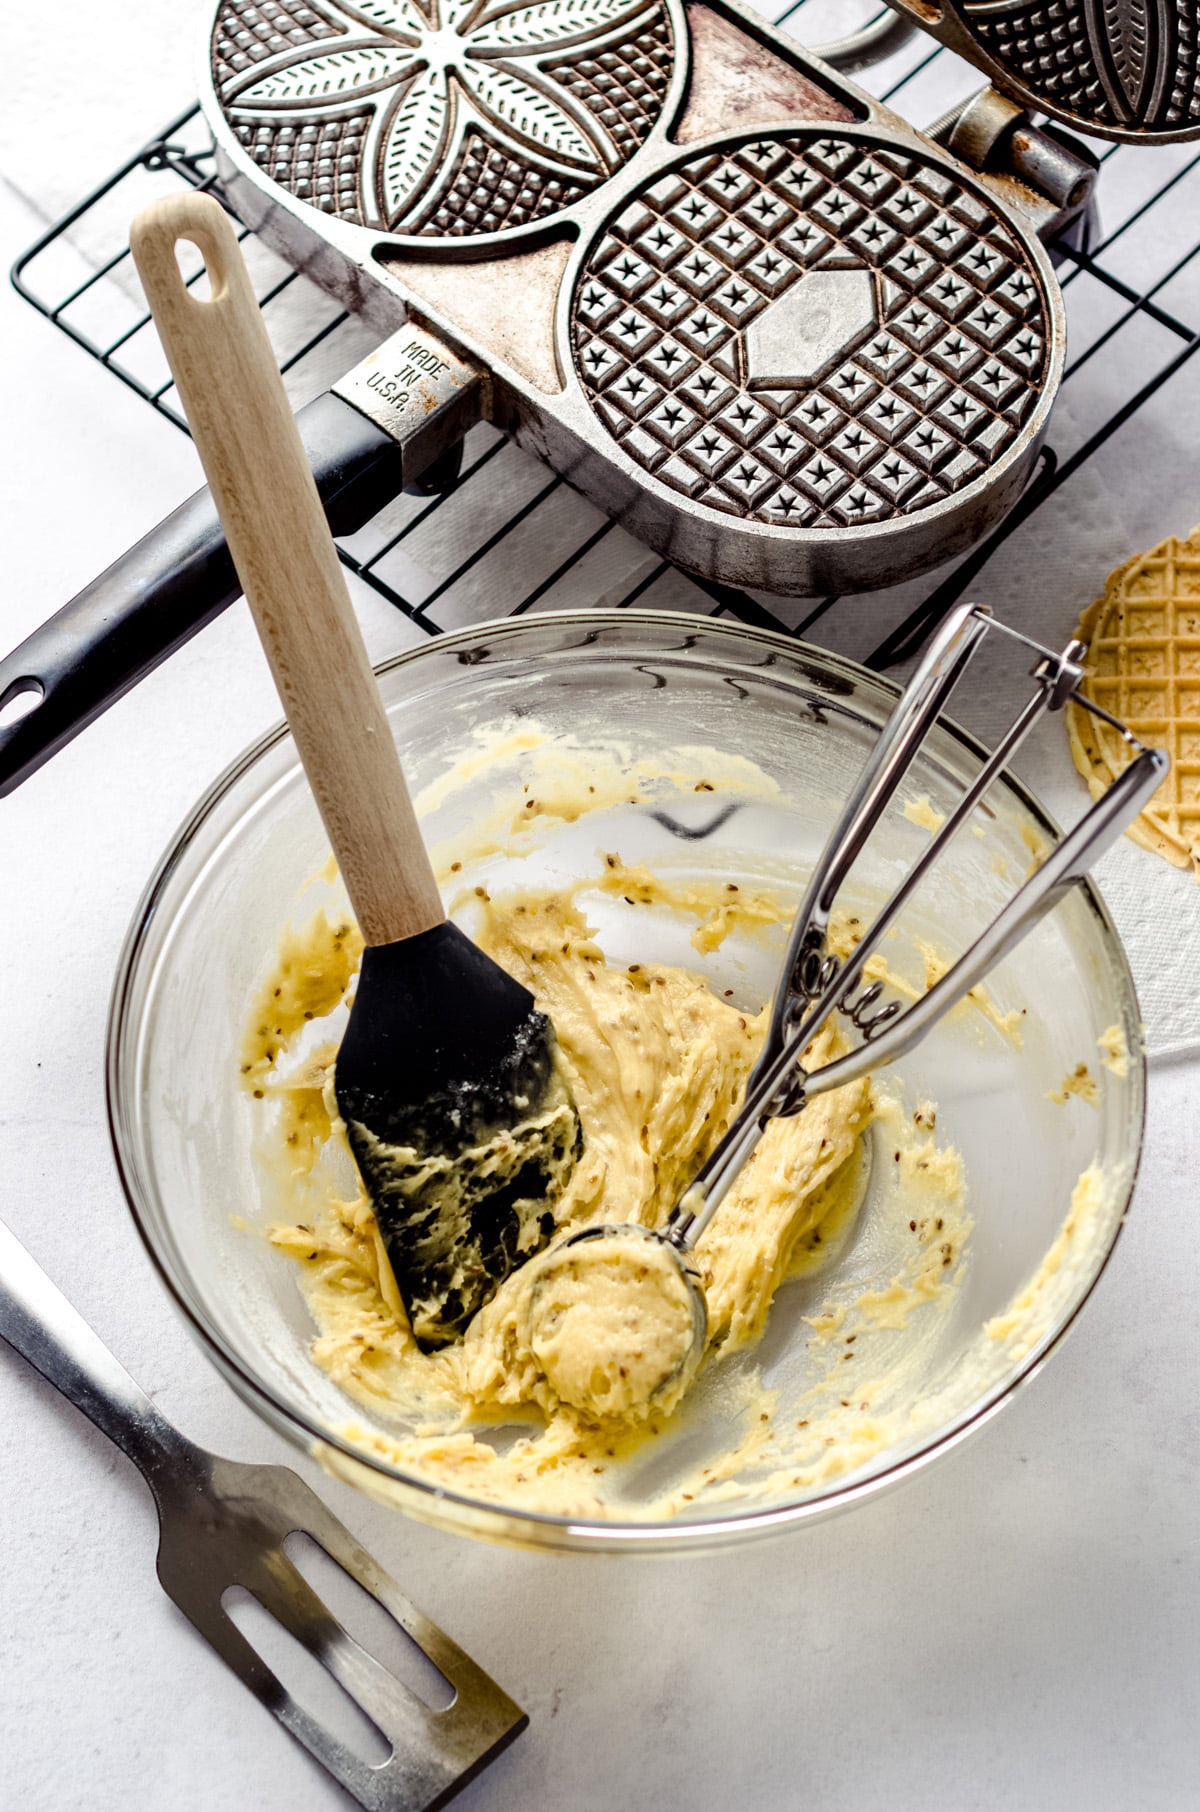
[0, 1214, 526, 1809]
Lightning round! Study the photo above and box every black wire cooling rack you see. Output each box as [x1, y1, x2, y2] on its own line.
[12, 0, 1200, 671]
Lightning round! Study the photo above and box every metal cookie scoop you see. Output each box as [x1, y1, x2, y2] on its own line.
[0, 1214, 526, 1809]
[531, 603, 1168, 1415]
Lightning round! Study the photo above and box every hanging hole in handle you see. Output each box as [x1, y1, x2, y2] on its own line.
[173, 234, 215, 302]
[0, 678, 44, 730]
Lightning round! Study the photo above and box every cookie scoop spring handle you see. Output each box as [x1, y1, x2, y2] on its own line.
[667, 613, 1168, 1252]
[129, 192, 444, 949]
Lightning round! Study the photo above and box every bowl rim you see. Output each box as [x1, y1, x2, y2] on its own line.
[106, 609, 1147, 1552]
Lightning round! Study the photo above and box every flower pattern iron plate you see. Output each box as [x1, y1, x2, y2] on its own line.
[212, 0, 674, 239]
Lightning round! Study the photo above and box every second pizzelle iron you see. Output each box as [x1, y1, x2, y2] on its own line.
[885, 0, 1200, 145]
[533, 602, 1166, 1408]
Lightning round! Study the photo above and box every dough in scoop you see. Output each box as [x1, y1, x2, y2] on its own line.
[528, 1231, 702, 1422]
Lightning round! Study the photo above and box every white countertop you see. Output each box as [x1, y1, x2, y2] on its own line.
[2, 7, 1199, 1810]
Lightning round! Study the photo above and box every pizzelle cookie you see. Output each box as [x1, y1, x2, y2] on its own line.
[1067, 525, 1200, 878]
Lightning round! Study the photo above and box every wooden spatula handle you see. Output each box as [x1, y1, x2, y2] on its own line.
[130, 192, 444, 948]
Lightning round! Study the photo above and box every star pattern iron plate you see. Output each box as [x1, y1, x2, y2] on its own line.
[570, 131, 1052, 532]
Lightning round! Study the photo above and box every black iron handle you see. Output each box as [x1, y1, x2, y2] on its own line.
[0, 390, 405, 797]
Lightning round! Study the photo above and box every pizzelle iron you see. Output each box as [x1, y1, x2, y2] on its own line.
[201, 0, 1075, 595]
[534, 601, 1167, 1408]
[1, 0, 1083, 795]
[7, 0, 1200, 794]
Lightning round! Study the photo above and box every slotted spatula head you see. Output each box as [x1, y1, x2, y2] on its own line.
[0, 1213, 527, 1812]
[153, 1449, 527, 1812]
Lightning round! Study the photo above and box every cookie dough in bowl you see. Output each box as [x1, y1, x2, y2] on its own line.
[108, 614, 1145, 1553]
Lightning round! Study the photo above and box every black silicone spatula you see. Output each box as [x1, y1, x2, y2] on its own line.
[131, 191, 580, 1346]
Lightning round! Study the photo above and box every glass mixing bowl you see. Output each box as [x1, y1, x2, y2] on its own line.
[108, 613, 1144, 1552]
